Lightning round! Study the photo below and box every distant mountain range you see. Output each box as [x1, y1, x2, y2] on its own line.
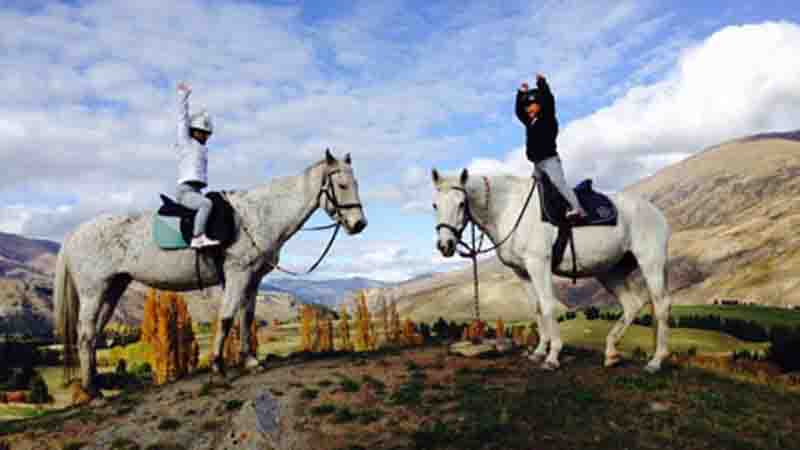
[261, 277, 388, 309]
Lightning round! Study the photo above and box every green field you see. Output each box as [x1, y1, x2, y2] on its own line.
[557, 317, 768, 356]
[600, 304, 800, 329]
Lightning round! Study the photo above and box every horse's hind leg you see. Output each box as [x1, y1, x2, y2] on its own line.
[641, 263, 671, 373]
[596, 257, 646, 368]
[96, 275, 132, 335]
[76, 289, 105, 397]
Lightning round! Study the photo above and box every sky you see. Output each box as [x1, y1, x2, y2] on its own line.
[2, 0, 800, 282]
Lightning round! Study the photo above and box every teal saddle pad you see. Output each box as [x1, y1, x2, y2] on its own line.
[152, 214, 189, 249]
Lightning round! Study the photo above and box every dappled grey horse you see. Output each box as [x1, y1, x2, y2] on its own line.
[55, 150, 366, 397]
[432, 169, 672, 372]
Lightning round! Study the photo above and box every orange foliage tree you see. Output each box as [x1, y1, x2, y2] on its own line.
[337, 305, 353, 352]
[298, 305, 317, 352]
[353, 291, 374, 351]
[142, 289, 199, 385]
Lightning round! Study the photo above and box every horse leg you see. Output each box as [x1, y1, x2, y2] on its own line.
[641, 262, 671, 373]
[77, 292, 104, 398]
[596, 261, 646, 368]
[520, 280, 548, 362]
[525, 258, 562, 370]
[96, 275, 132, 335]
[239, 278, 260, 370]
[211, 272, 250, 375]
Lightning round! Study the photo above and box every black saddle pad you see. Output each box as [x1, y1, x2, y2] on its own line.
[158, 191, 236, 247]
[537, 176, 617, 227]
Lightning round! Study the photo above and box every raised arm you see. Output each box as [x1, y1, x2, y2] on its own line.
[176, 82, 192, 146]
[515, 82, 530, 125]
[535, 74, 555, 119]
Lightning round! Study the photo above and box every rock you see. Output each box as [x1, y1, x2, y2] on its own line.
[217, 390, 309, 450]
[449, 341, 495, 357]
[649, 401, 671, 413]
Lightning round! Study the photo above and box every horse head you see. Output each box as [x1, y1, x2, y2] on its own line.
[321, 148, 367, 235]
[432, 168, 470, 257]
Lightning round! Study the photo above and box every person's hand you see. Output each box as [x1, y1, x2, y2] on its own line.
[177, 82, 192, 94]
[520, 82, 529, 92]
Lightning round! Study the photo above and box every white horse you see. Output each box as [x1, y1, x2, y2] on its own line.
[432, 169, 672, 372]
[55, 150, 366, 397]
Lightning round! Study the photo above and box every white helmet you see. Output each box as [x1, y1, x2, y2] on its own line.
[189, 110, 213, 134]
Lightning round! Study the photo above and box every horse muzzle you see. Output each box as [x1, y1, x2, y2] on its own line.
[437, 236, 456, 257]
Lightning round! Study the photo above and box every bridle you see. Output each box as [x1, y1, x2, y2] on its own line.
[436, 176, 536, 257]
[231, 166, 364, 276]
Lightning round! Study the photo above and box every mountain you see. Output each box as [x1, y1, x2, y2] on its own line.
[374, 130, 800, 322]
[261, 277, 387, 308]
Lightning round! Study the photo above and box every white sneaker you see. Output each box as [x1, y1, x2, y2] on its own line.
[566, 208, 587, 221]
[191, 234, 220, 248]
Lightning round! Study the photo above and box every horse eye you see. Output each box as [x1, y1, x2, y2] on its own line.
[338, 183, 348, 190]
[432, 203, 437, 210]
[458, 201, 464, 208]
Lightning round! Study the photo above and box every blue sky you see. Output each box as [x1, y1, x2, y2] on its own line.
[2, 1, 800, 281]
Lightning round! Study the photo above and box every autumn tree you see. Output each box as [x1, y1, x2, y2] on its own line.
[142, 289, 199, 385]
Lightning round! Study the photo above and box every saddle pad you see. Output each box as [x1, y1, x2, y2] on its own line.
[154, 191, 236, 249]
[152, 214, 189, 249]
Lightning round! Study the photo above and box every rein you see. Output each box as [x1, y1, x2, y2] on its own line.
[227, 168, 362, 276]
[435, 176, 537, 321]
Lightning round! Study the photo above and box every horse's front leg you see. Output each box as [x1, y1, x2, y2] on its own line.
[238, 278, 261, 370]
[520, 279, 548, 362]
[212, 272, 251, 375]
[525, 257, 563, 371]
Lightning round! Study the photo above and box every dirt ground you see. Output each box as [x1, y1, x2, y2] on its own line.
[2, 344, 800, 450]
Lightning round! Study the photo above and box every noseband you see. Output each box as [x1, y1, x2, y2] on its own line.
[435, 186, 470, 242]
[320, 169, 363, 224]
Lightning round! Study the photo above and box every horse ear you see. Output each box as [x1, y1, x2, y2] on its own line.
[325, 148, 336, 165]
[460, 168, 469, 186]
[432, 168, 441, 185]
[344, 153, 352, 165]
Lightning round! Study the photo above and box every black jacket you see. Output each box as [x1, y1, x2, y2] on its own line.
[516, 78, 559, 163]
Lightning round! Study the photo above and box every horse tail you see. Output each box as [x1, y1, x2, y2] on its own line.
[54, 246, 79, 385]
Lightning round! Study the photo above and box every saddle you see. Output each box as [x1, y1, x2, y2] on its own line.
[536, 175, 618, 282]
[152, 191, 236, 250]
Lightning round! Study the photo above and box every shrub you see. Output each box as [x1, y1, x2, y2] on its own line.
[28, 371, 52, 404]
[310, 403, 336, 416]
[300, 388, 319, 400]
[432, 317, 449, 339]
[339, 377, 361, 393]
[565, 311, 577, 320]
[157, 418, 181, 431]
[584, 306, 600, 321]
[767, 326, 800, 372]
[224, 399, 244, 411]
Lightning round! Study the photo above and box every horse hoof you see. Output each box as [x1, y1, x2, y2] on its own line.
[211, 358, 226, 376]
[528, 352, 546, 363]
[244, 356, 261, 370]
[540, 360, 560, 371]
[604, 354, 622, 368]
[643, 362, 661, 374]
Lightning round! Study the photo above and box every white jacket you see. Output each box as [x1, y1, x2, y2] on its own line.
[175, 90, 208, 187]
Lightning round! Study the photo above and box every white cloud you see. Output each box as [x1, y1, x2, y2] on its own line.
[468, 21, 800, 192]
